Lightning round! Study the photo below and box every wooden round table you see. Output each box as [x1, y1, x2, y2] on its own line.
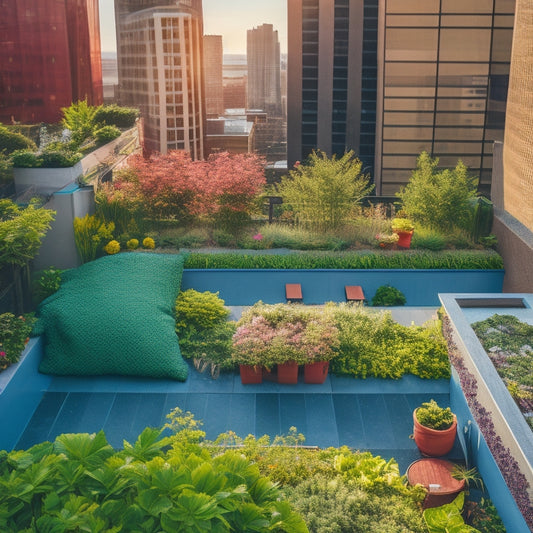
[407, 458, 466, 508]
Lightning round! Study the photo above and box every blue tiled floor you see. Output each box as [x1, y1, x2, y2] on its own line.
[16, 365, 458, 473]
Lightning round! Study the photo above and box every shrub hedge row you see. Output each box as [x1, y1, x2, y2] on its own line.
[183, 250, 503, 270]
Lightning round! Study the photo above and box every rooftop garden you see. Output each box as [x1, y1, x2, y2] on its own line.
[73, 149, 499, 262]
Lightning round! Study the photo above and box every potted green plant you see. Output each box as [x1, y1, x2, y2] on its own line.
[391, 217, 415, 248]
[375, 232, 399, 249]
[413, 399, 457, 456]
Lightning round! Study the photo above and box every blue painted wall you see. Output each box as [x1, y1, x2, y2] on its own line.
[0, 337, 52, 451]
[450, 370, 530, 533]
[181, 269, 504, 306]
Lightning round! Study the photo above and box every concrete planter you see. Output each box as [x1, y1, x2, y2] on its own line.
[14, 162, 83, 196]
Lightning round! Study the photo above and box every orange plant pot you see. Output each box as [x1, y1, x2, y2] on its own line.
[395, 230, 414, 249]
[239, 364, 263, 384]
[277, 361, 299, 384]
[413, 409, 457, 457]
[304, 361, 329, 384]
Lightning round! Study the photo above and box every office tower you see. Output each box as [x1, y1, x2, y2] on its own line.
[375, 0, 515, 195]
[0, 0, 103, 124]
[288, 0, 514, 195]
[287, 0, 378, 173]
[204, 35, 224, 117]
[115, 0, 205, 158]
[247, 24, 282, 116]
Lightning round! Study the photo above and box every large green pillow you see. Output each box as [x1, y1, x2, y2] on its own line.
[35, 252, 188, 380]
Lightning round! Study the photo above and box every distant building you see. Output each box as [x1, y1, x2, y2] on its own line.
[114, 0, 205, 158]
[223, 77, 247, 110]
[247, 24, 282, 117]
[204, 35, 224, 117]
[205, 115, 255, 155]
[0, 0, 103, 124]
[287, 0, 378, 173]
[287, 0, 514, 195]
[101, 52, 119, 103]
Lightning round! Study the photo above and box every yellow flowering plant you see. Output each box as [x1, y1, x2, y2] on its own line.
[104, 240, 120, 255]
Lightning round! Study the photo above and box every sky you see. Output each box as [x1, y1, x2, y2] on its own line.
[98, 0, 287, 54]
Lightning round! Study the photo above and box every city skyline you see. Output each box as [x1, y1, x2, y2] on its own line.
[98, 0, 287, 54]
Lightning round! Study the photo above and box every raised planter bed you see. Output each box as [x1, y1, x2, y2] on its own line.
[441, 293, 533, 532]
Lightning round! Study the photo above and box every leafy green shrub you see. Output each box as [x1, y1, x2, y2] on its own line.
[256, 224, 348, 250]
[184, 250, 504, 270]
[0, 125, 37, 154]
[0, 199, 55, 267]
[371, 285, 406, 306]
[396, 151, 477, 232]
[61, 99, 100, 146]
[0, 313, 36, 367]
[94, 124, 121, 144]
[32, 267, 62, 305]
[415, 399, 454, 430]
[277, 150, 373, 231]
[287, 473, 426, 533]
[179, 320, 237, 375]
[479, 234, 498, 249]
[329, 304, 450, 380]
[0, 422, 307, 532]
[175, 289, 229, 336]
[93, 104, 139, 128]
[11, 149, 41, 168]
[38, 149, 83, 168]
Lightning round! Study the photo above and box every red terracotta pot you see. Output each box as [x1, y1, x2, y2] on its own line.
[277, 361, 299, 384]
[239, 364, 263, 384]
[395, 230, 414, 249]
[413, 409, 457, 457]
[304, 361, 329, 384]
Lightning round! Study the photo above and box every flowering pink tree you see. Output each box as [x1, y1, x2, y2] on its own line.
[109, 151, 266, 228]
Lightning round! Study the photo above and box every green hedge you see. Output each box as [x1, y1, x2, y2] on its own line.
[184, 250, 503, 270]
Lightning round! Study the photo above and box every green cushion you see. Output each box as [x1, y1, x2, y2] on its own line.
[36, 252, 188, 380]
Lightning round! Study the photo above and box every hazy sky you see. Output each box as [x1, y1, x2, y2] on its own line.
[98, 0, 287, 54]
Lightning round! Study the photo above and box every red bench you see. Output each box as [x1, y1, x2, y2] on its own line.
[345, 285, 365, 302]
[285, 283, 303, 302]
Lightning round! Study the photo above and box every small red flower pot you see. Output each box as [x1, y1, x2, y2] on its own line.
[277, 361, 299, 384]
[395, 230, 414, 249]
[239, 364, 263, 384]
[413, 410, 457, 457]
[304, 361, 329, 384]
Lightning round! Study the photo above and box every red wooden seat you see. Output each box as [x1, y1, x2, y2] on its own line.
[345, 285, 365, 302]
[285, 283, 303, 302]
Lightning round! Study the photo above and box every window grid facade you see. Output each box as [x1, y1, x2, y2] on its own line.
[376, 0, 515, 195]
[116, 1, 205, 157]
